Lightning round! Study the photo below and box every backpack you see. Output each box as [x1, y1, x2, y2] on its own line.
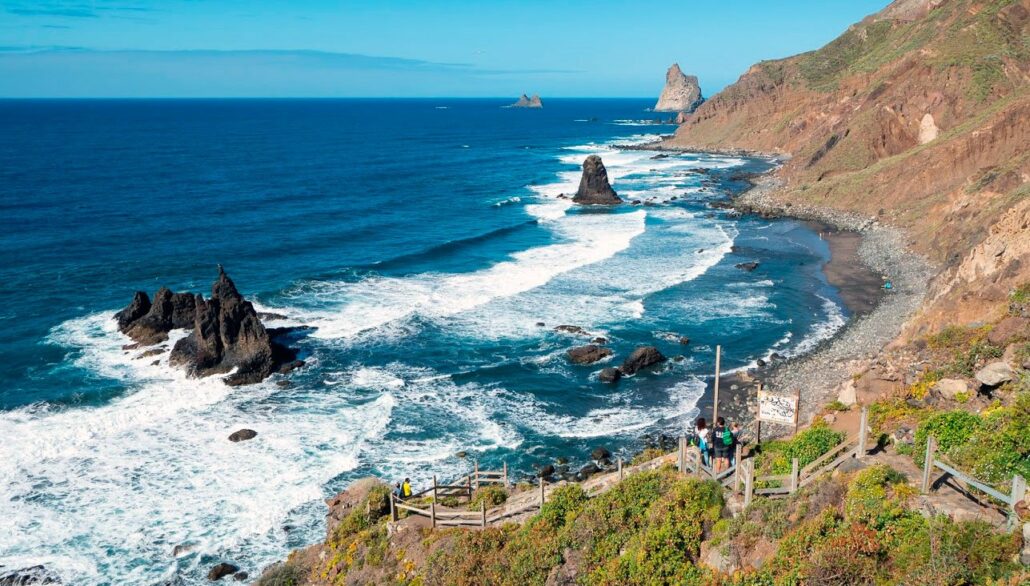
[722, 428, 733, 447]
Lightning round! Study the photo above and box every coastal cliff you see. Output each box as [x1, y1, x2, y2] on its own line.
[665, 0, 1029, 338]
[654, 63, 704, 113]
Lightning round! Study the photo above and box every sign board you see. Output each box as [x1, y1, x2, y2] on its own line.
[758, 390, 799, 425]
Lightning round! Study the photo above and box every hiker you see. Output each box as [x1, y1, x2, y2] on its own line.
[393, 482, 402, 500]
[693, 417, 710, 467]
[713, 417, 731, 474]
[729, 422, 741, 466]
[402, 477, 412, 499]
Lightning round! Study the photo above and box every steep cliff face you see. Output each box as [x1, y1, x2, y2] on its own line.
[667, 0, 1030, 337]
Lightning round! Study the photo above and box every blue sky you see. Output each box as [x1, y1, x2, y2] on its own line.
[0, 1, 889, 97]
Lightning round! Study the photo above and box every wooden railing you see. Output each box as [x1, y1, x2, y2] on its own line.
[920, 436, 1027, 528]
[388, 407, 875, 530]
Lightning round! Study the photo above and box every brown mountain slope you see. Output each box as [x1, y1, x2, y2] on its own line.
[666, 0, 1030, 336]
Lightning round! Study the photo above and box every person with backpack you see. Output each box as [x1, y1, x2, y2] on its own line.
[692, 417, 710, 467]
[713, 417, 732, 474]
[729, 422, 742, 466]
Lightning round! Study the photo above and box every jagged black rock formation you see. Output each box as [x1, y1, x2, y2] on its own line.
[572, 155, 621, 205]
[116, 267, 303, 386]
[117, 288, 197, 345]
[598, 367, 622, 383]
[619, 346, 666, 375]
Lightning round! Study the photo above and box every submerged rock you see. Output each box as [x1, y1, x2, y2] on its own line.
[228, 429, 258, 442]
[567, 345, 613, 364]
[619, 346, 666, 375]
[598, 367, 622, 383]
[207, 563, 239, 581]
[572, 155, 621, 205]
[735, 262, 760, 272]
[654, 63, 704, 113]
[0, 566, 60, 585]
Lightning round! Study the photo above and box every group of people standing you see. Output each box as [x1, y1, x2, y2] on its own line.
[692, 416, 740, 472]
[393, 478, 412, 500]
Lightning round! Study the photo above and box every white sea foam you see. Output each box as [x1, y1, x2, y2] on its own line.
[786, 294, 847, 356]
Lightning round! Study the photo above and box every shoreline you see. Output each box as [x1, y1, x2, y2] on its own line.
[723, 175, 934, 434]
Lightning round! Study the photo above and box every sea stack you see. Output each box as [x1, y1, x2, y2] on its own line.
[572, 155, 621, 205]
[508, 94, 543, 108]
[654, 63, 703, 113]
[116, 266, 303, 386]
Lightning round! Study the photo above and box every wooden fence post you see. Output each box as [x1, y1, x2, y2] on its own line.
[618, 457, 624, 481]
[467, 473, 473, 499]
[390, 494, 397, 522]
[430, 501, 437, 528]
[678, 435, 686, 473]
[734, 443, 742, 493]
[857, 406, 868, 460]
[474, 461, 480, 490]
[1010, 475, 1026, 523]
[790, 458, 800, 493]
[432, 475, 438, 502]
[921, 436, 937, 494]
[503, 462, 508, 487]
[743, 460, 754, 507]
[480, 501, 486, 528]
[539, 476, 545, 507]
[713, 345, 722, 425]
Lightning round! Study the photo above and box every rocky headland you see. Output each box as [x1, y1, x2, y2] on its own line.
[572, 155, 621, 205]
[506, 94, 543, 108]
[116, 266, 303, 386]
[654, 63, 704, 113]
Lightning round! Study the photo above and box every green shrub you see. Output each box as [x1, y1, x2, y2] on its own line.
[913, 410, 981, 467]
[948, 392, 1030, 487]
[255, 562, 308, 586]
[755, 423, 845, 477]
[844, 464, 911, 529]
[468, 485, 507, 511]
[537, 483, 587, 528]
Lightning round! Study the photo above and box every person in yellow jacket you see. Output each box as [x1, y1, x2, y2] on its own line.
[402, 478, 412, 498]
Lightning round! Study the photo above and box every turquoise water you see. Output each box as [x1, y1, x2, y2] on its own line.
[0, 99, 844, 584]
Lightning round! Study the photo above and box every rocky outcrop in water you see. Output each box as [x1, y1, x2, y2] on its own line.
[169, 267, 301, 386]
[0, 566, 60, 585]
[572, 155, 621, 205]
[619, 346, 666, 375]
[116, 267, 302, 386]
[117, 288, 197, 345]
[654, 63, 703, 113]
[508, 94, 543, 108]
[567, 345, 612, 364]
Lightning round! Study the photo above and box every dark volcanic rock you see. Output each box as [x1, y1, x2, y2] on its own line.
[0, 566, 60, 585]
[115, 291, 150, 330]
[228, 429, 258, 442]
[554, 324, 588, 335]
[538, 464, 555, 478]
[590, 447, 611, 461]
[619, 346, 666, 375]
[572, 155, 621, 205]
[598, 367, 622, 383]
[567, 345, 613, 364]
[207, 563, 239, 581]
[161, 266, 300, 386]
[735, 262, 760, 272]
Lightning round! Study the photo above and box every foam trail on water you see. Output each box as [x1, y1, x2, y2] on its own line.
[0, 313, 391, 585]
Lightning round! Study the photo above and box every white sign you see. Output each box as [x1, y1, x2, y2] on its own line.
[758, 390, 798, 425]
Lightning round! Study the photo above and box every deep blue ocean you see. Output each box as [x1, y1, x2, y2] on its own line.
[0, 99, 846, 585]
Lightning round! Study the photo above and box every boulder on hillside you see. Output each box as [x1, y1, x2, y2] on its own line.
[975, 361, 1015, 388]
[567, 345, 613, 364]
[654, 63, 704, 113]
[325, 477, 388, 536]
[572, 156, 622, 205]
[619, 346, 666, 375]
[932, 378, 968, 401]
[987, 316, 1029, 346]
